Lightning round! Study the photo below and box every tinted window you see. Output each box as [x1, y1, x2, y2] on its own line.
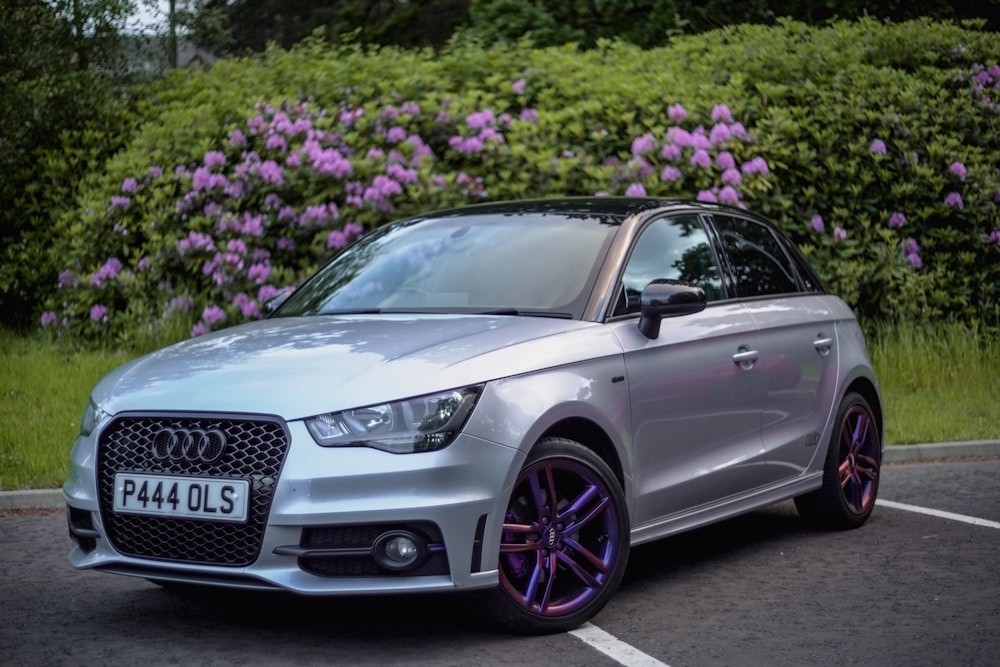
[714, 216, 800, 298]
[276, 213, 618, 319]
[619, 215, 724, 314]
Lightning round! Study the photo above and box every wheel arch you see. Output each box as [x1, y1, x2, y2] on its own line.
[538, 417, 625, 491]
[844, 376, 884, 446]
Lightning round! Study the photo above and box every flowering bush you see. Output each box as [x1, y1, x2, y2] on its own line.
[44, 90, 771, 343]
[36, 19, 1000, 345]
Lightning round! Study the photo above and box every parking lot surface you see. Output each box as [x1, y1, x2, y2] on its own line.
[2, 458, 998, 666]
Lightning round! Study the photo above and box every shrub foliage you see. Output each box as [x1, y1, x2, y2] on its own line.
[37, 19, 1000, 345]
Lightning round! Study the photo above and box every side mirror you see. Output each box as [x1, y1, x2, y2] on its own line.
[638, 279, 707, 339]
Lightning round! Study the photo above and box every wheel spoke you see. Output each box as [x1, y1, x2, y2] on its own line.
[562, 494, 611, 534]
[523, 551, 546, 606]
[851, 412, 870, 455]
[839, 458, 852, 486]
[502, 521, 538, 534]
[555, 549, 603, 589]
[561, 536, 610, 574]
[500, 541, 538, 554]
[558, 483, 601, 522]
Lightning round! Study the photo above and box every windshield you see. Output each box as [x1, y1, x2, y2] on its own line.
[275, 212, 620, 319]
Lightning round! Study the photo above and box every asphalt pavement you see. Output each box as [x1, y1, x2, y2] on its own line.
[2, 440, 998, 510]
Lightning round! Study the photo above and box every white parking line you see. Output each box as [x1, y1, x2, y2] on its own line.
[569, 622, 670, 666]
[877, 499, 1000, 529]
[572, 499, 999, 666]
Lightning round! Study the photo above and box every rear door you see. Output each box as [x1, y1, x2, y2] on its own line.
[710, 214, 841, 482]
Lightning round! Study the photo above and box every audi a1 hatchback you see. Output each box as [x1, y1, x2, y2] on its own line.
[65, 198, 883, 633]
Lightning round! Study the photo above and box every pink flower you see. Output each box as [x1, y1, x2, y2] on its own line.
[690, 149, 712, 169]
[512, 78, 526, 94]
[631, 134, 657, 155]
[809, 215, 825, 233]
[191, 322, 209, 337]
[950, 162, 967, 180]
[660, 166, 682, 182]
[696, 190, 717, 203]
[247, 263, 270, 285]
[833, 227, 847, 241]
[40, 311, 57, 326]
[711, 104, 732, 122]
[718, 186, 740, 204]
[202, 305, 226, 326]
[870, 139, 887, 155]
[660, 144, 681, 161]
[111, 196, 130, 208]
[667, 104, 687, 121]
[721, 168, 742, 185]
[888, 212, 907, 229]
[257, 160, 284, 186]
[90, 257, 123, 287]
[709, 123, 731, 144]
[519, 108, 538, 124]
[90, 304, 108, 322]
[121, 177, 138, 194]
[466, 110, 496, 129]
[203, 151, 226, 167]
[716, 152, 736, 170]
[944, 192, 964, 209]
[386, 126, 407, 143]
[625, 183, 647, 197]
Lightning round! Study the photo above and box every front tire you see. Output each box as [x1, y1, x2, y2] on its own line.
[796, 392, 882, 529]
[482, 437, 629, 634]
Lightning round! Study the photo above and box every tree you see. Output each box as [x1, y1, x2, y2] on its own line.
[462, 0, 686, 49]
[183, 0, 471, 54]
[0, 0, 135, 331]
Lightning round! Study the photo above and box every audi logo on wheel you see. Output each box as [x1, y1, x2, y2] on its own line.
[152, 427, 228, 463]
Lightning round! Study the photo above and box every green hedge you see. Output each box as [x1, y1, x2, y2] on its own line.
[35, 18, 1000, 346]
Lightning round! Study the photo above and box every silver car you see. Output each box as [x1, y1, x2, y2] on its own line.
[65, 198, 883, 634]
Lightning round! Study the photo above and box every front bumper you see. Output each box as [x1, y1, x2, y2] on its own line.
[66, 420, 523, 595]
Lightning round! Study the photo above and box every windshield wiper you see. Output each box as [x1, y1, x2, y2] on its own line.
[320, 308, 385, 315]
[474, 309, 574, 319]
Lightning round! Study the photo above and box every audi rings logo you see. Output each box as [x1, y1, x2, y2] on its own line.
[152, 427, 228, 463]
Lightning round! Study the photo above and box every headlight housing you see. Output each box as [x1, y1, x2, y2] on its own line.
[78, 398, 106, 438]
[304, 386, 483, 454]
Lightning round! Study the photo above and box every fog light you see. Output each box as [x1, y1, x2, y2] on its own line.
[373, 530, 427, 571]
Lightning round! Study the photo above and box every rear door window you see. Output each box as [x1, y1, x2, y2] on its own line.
[713, 216, 801, 298]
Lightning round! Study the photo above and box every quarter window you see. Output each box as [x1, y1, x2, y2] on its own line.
[618, 215, 724, 314]
[714, 216, 801, 297]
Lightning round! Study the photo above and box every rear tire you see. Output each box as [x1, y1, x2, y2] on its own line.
[482, 437, 629, 634]
[795, 392, 882, 529]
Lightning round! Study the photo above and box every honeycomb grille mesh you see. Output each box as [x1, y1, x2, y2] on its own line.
[97, 414, 289, 567]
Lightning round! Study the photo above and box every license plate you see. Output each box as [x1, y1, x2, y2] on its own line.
[114, 473, 250, 523]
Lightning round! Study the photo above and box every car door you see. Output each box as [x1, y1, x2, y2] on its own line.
[711, 214, 842, 483]
[608, 214, 767, 528]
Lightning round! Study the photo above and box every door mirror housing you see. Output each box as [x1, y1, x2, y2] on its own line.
[638, 280, 707, 339]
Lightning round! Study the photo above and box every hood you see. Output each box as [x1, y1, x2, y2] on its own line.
[93, 314, 623, 420]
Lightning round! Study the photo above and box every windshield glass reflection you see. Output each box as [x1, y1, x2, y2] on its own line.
[276, 213, 620, 319]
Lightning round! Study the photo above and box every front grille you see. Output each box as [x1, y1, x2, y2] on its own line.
[97, 413, 290, 567]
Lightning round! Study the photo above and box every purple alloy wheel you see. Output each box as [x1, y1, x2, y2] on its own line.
[498, 457, 621, 617]
[838, 404, 881, 515]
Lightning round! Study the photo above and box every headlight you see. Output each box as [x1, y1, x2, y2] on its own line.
[78, 398, 106, 438]
[305, 386, 483, 454]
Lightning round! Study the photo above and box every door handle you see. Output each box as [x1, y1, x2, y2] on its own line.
[814, 336, 834, 356]
[732, 347, 759, 370]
